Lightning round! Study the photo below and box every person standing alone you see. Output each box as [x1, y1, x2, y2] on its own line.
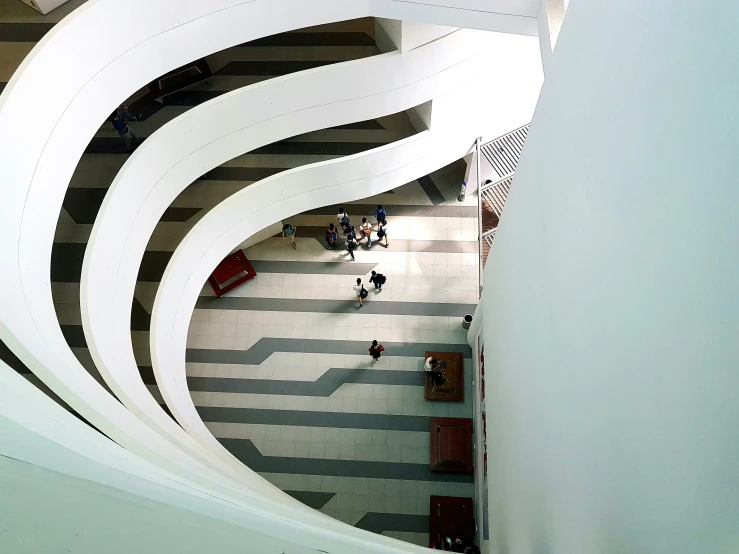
[282, 223, 297, 249]
[110, 107, 140, 153]
[369, 340, 385, 363]
[377, 219, 389, 248]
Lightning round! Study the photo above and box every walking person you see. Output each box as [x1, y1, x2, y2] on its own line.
[346, 234, 358, 260]
[369, 340, 385, 363]
[111, 108, 139, 153]
[324, 223, 338, 249]
[375, 204, 387, 224]
[377, 219, 389, 248]
[282, 222, 297, 249]
[337, 207, 350, 231]
[359, 217, 373, 248]
[353, 278, 368, 307]
[369, 270, 386, 292]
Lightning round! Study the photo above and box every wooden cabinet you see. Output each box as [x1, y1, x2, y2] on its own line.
[430, 417, 473, 473]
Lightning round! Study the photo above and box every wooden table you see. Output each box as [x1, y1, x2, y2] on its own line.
[429, 495, 475, 548]
[424, 351, 464, 402]
[208, 249, 257, 297]
[429, 417, 473, 473]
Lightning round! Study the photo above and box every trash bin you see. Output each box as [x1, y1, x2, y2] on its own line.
[462, 314, 473, 329]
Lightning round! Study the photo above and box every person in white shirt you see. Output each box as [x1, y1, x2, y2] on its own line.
[337, 207, 350, 231]
[359, 217, 373, 248]
[353, 277, 367, 307]
[424, 357, 448, 385]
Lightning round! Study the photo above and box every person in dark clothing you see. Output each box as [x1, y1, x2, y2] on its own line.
[346, 234, 358, 261]
[369, 270, 386, 292]
[325, 223, 338, 249]
[111, 108, 139, 152]
[369, 340, 385, 363]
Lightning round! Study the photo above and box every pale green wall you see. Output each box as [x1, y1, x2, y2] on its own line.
[482, 0, 739, 551]
[0, 454, 312, 554]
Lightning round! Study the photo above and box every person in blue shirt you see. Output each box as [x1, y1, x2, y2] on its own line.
[282, 223, 297, 249]
[374, 204, 387, 224]
[110, 106, 140, 152]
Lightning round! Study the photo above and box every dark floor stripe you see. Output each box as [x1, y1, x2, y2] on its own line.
[84, 138, 386, 156]
[198, 167, 284, 181]
[250, 261, 377, 275]
[416, 175, 447, 205]
[61, 325, 87, 348]
[196, 297, 476, 317]
[0, 22, 53, 42]
[187, 338, 472, 366]
[288, 227, 477, 253]
[0, 338, 31, 374]
[131, 298, 151, 332]
[63, 189, 202, 224]
[237, 32, 376, 48]
[304, 204, 477, 218]
[355, 512, 429, 534]
[0, 82, 5, 94]
[219, 438, 473, 483]
[284, 490, 336, 509]
[215, 60, 335, 76]
[201, 407, 429, 431]
[188, 368, 421, 397]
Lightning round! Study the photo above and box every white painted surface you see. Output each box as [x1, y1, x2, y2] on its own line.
[483, 0, 739, 551]
[400, 21, 458, 52]
[151, 57, 541, 456]
[82, 29, 512, 479]
[0, 0, 540, 549]
[0, 0, 537, 505]
[375, 17, 403, 52]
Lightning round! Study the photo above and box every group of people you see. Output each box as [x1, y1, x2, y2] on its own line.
[327, 205, 389, 260]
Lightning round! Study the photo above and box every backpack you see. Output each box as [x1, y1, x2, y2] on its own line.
[377, 227, 385, 238]
[340, 215, 350, 226]
[347, 239, 356, 251]
[325, 229, 337, 242]
[379, 274, 387, 284]
[376, 209, 386, 221]
[360, 285, 368, 299]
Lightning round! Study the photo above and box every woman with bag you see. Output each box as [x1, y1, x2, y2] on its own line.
[369, 340, 385, 363]
[359, 217, 373, 248]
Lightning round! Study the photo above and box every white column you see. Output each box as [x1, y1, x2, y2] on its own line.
[484, 0, 739, 551]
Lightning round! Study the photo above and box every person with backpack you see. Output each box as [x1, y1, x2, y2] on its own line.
[375, 205, 387, 224]
[324, 223, 338, 249]
[368, 340, 385, 363]
[353, 277, 368, 307]
[337, 207, 350, 231]
[359, 217, 373, 248]
[369, 270, 386, 292]
[110, 108, 140, 153]
[376, 219, 389, 248]
[282, 223, 297, 249]
[346, 234, 358, 261]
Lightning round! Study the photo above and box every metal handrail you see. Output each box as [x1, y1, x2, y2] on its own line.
[479, 172, 514, 193]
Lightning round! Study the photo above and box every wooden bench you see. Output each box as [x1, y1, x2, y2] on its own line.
[423, 351, 464, 402]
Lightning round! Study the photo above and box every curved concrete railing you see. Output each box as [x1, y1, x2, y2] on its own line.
[81, 27, 504, 489]
[0, 0, 540, 550]
[151, 61, 542, 455]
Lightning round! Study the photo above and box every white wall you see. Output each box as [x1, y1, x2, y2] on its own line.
[375, 18, 402, 52]
[483, 0, 739, 551]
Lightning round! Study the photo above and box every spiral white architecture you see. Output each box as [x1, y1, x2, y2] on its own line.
[2, 0, 739, 553]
